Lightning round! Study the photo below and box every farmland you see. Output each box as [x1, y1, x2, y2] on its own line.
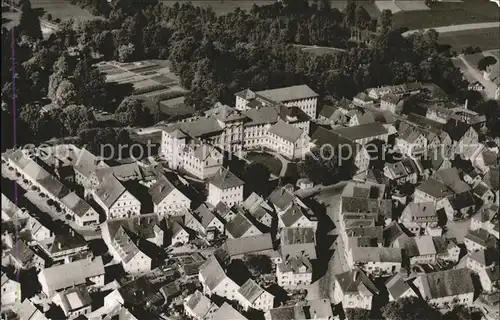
[96, 60, 192, 117]
[439, 27, 500, 52]
[393, 0, 500, 30]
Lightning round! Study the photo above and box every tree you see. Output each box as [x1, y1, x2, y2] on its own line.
[115, 98, 153, 127]
[244, 254, 273, 277]
[298, 146, 353, 185]
[242, 162, 271, 195]
[60, 105, 96, 136]
[54, 80, 77, 107]
[118, 43, 135, 62]
[477, 56, 497, 71]
[355, 5, 371, 30]
[345, 308, 371, 320]
[19, 102, 42, 137]
[383, 297, 442, 320]
[377, 9, 392, 32]
[72, 55, 107, 109]
[18, 0, 43, 39]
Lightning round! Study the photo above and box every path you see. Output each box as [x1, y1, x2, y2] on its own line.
[455, 54, 498, 99]
[403, 21, 500, 37]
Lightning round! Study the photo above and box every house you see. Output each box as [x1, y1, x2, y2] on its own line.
[1, 193, 28, 221]
[479, 266, 499, 292]
[235, 85, 319, 119]
[168, 220, 191, 245]
[413, 268, 475, 308]
[160, 282, 181, 306]
[101, 217, 157, 273]
[37, 257, 104, 297]
[242, 192, 275, 228]
[149, 173, 191, 216]
[466, 248, 499, 273]
[380, 93, 404, 114]
[277, 202, 318, 230]
[1, 272, 21, 313]
[186, 204, 225, 236]
[222, 233, 274, 260]
[264, 299, 334, 320]
[26, 217, 53, 243]
[199, 255, 240, 300]
[383, 159, 420, 184]
[346, 247, 402, 276]
[470, 207, 499, 239]
[474, 182, 496, 205]
[276, 255, 313, 288]
[17, 298, 49, 320]
[207, 168, 244, 207]
[414, 178, 453, 207]
[395, 126, 428, 157]
[225, 211, 263, 239]
[280, 228, 316, 261]
[39, 232, 90, 264]
[60, 192, 99, 227]
[237, 279, 274, 311]
[9, 240, 44, 270]
[386, 274, 418, 301]
[93, 175, 141, 219]
[52, 284, 92, 319]
[399, 202, 438, 235]
[433, 237, 461, 263]
[464, 228, 496, 252]
[333, 268, 379, 310]
[353, 92, 374, 107]
[333, 123, 389, 146]
[265, 121, 310, 159]
[311, 127, 372, 174]
[383, 222, 408, 247]
[318, 104, 348, 126]
[183, 290, 218, 320]
[209, 302, 248, 320]
[482, 166, 499, 206]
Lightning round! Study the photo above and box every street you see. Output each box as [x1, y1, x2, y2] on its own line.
[403, 21, 500, 37]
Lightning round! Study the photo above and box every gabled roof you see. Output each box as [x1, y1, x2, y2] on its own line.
[268, 187, 295, 211]
[243, 107, 278, 126]
[256, 85, 318, 102]
[280, 202, 307, 227]
[60, 192, 92, 218]
[199, 255, 227, 291]
[415, 178, 453, 199]
[223, 233, 273, 257]
[433, 168, 470, 194]
[416, 268, 474, 299]
[268, 121, 304, 143]
[185, 291, 215, 319]
[468, 247, 499, 266]
[148, 173, 182, 205]
[333, 123, 388, 141]
[483, 166, 499, 191]
[238, 279, 265, 303]
[10, 240, 35, 267]
[386, 274, 414, 300]
[105, 213, 160, 240]
[207, 103, 246, 122]
[381, 93, 403, 105]
[210, 167, 244, 190]
[193, 203, 220, 228]
[47, 233, 87, 255]
[225, 212, 258, 238]
[334, 268, 378, 294]
[18, 298, 48, 320]
[211, 302, 248, 320]
[56, 284, 92, 314]
[350, 247, 402, 263]
[95, 175, 126, 209]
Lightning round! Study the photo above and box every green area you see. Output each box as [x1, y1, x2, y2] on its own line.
[393, 0, 500, 29]
[246, 152, 282, 177]
[439, 28, 500, 52]
[31, 0, 100, 22]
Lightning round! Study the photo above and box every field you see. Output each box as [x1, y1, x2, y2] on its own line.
[31, 0, 99, 22]
[393, 0, 500, 30]
[439, 27, 500, 52]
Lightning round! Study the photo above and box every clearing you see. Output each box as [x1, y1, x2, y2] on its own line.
[392, 0, 500, 30]
[31, 0, 100, 23]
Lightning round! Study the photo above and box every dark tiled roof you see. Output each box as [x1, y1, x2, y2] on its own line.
[333, 123, 388, 141]
[225, 212, 256, 238]
[334, 268, 378, 294]
[199, 255, 227, 291]
[417, 269, 474, 299]
[386, 274, 412, 300]
[238, 279, 264, 303]
[210, 168, 244, 190]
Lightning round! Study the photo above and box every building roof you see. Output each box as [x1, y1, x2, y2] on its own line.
[9, 240, 35, 267]
[184, 291, 214, 319]
[207, 103, 246, 122]
[280, 202, 308, 227]
[238, 279, 265, 303]
[341, 197, 392, 217]
[57, 284, 92, 314]
[38, 257, 104, 293]
[401, 202, 437, 222]
[268, 121, 304, 143]
[225, 212, 257, 238]
[211, 302, 248, 320]
[199, 255, 227, 291]
[468, 247, 499, 266]
[278, 255, 313, 274]
[210, 167, 244, 190]
[60, 192, 92, 218]
[383, 221, 406, 246]
[281, 227, 315, 245]
[483, 166, 499, 191]
[465, 228, 495, 247]
[243, 107, 278, 126]
[415, 178, 453, 199]
[386, 274, 413, 300]
[433, 168, 470, 194]
[416, 268, 474, 300]
[256, 85, 318, 102]
[415, 236, 437, 256]
[148, 173, 181, 205]
[94, 175, 126, 209]
[350, 247, 402, 263]
[105, 213, 159, 241]
[318, 105, 338, 119]
[193, 203, 220, 228]
[18, 299, 48, 320]
[381, 93, 403, 105]
[223, 233, 273, 257]
[334, 268, 378, 295]
[46, 233, 88, 255]
[334, 123, 388, 141]
[268, 187, 295, 211]
[267, 306, 295, 320]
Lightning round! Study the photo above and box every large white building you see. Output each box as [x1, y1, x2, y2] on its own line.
[93, 175, 141, 219]
[207, 168, 244, 207]
[149, 173, 191, 216]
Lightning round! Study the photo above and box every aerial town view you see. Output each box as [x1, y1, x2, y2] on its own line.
[1, 0, 499, 319]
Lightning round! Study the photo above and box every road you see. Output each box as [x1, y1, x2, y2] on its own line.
[455, 53, 499, 100]
[403, 22, 500, 37]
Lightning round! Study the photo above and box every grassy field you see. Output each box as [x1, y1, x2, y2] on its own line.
[31, 0, 99, 22]
[439, 27, 500, 52]
[246, 152, 283, 176]
[393, 0, 500, 30]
